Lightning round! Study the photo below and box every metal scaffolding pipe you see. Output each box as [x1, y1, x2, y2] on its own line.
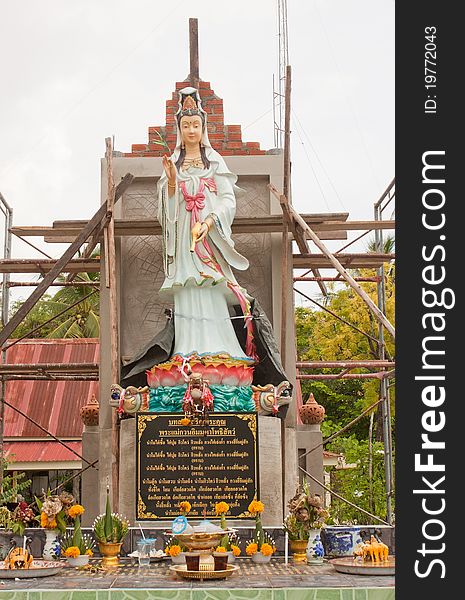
[297, 360, 395, 369]
[294, 276, 381, 283]
[375, 194, 394, 524]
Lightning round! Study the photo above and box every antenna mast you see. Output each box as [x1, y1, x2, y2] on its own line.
[273, 0, 289, 148]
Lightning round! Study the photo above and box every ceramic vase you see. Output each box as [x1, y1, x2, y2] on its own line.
[306, 528, 325, 564]
[226, 550, 236, 563]
[67, 554, 90, 567]
[43, 529, 61, 560]
[251, 552, 271, 564]
[289, 539, 308, 563]
[98, 541, 122, 567]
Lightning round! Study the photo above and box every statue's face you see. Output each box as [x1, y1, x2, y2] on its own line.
[180, 114, 203, 146]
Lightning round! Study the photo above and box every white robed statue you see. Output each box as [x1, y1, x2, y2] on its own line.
[157, 87, 256, 361]
[119, 87, 291, 417]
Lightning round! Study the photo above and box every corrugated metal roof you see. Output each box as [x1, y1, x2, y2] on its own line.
[4, 339, 99, 438]
[4, 441, 82, 463]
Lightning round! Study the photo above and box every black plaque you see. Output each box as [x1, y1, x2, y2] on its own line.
[136, 412, 258, 520]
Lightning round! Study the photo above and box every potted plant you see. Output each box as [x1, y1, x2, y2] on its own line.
[60, 504, 94, 567]
[92, 488, 129, 566]
[285, 481, 329, 564]
[213, 501, 241, 562]
[36, 491, 75, 560]
[245, 499, 276, 563]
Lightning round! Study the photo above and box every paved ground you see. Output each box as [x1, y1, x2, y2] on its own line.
[0, 557, 394, 591]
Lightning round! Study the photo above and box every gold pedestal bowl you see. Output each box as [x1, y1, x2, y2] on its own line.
[165, 530, 236, 552]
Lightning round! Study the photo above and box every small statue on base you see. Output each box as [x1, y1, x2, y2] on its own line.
[354, 535, 389, 562]
[4, 538, 33, 569]
[181, 370, 214, 425]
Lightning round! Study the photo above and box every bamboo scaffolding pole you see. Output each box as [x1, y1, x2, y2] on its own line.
[7, 281, 99, 287]
[0, 362, 99, 374]
[0, 258, 100, 273]
[3, 375, 98, 381]
[105, 137, 120, 511]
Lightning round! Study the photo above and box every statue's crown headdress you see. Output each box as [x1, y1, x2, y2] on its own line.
[177, 89, 205, 123]
[182, 94, 199, 115]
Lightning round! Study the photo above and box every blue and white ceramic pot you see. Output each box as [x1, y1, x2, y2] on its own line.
[306, 529, 325, 564]
[322, 526, 363, 558]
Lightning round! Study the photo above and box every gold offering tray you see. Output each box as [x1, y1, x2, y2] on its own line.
[330, 556, 395, 576]
[0, 560, 64, 579]
[170, 563, 239, 580]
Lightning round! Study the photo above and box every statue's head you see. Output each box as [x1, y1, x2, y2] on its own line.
[174, 87, 211, 168]
[179, 113, 203, 147]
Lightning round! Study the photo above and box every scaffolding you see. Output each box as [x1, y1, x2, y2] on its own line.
[0, 22, 395, 524]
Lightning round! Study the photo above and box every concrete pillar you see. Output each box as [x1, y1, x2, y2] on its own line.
[81, 427, 100, 526]
[119, 418, 136, 523]
[297, 425, 325, 499]
[258, 416, 282, 526]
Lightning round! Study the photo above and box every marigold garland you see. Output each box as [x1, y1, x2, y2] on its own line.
[215, 546, 227, 552]
[231, 544, 241, 557]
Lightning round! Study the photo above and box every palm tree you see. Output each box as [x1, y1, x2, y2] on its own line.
[366, 235, 395, 254]
[46, 272, 100, 338]
[46, 247, 100, 338]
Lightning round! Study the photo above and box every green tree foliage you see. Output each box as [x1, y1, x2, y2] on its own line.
[0, 459, 32, 505]
[327, 437, 389, 524]
[296, 265, 395, 523]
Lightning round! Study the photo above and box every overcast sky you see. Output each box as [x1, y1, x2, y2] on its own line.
[0, 0, 394, 303]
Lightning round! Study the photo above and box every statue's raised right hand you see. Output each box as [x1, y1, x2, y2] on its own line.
[162, 154, 176, 185]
